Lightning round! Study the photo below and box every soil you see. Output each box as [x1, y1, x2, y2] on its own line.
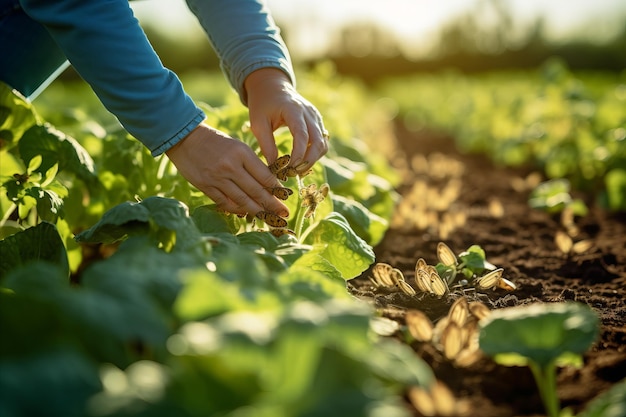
[348, 122, 626, 417]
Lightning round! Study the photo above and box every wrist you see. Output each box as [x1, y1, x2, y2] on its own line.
[244, 68, 292, 98]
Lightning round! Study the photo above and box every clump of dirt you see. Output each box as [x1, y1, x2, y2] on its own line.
[349, 123, 626, 417]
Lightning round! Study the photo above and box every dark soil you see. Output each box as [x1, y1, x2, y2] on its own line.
[348, 123, 626, 417]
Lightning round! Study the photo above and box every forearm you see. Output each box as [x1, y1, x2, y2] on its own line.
[20, 0, 205, 155]
[185, 0, 296, 104]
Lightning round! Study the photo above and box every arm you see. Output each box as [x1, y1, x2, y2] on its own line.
[186, 0, 328, 170]
[185, 0, 295, 103]
[20, 0, 204, 156]
[20, 0, 290, 217]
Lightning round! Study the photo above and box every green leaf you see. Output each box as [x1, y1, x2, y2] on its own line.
[0, 348, 101, 417]
[604, 168, 626, 211]
[577, 378, 626, 417]
[0, 222, 69, 279]
[0, 82, 38, 151]
[332, 194, 388, 246]
[458, 245, 496, 273]
[76, 197, 202, 251]
[304, 212, 375, 280]
[192, 204, 240, 234]
[479, 302, 600, 368]
[18, 124, 98, 187]
[367, 339, 434, 388]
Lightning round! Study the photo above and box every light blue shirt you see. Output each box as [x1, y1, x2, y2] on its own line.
[3, 0, 295, 156]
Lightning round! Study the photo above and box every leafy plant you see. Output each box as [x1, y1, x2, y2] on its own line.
[528, 178, 588, 216]
[479, 302, 600, 417]
[0, 69, 424, 417]
[379, 62, 626, 211]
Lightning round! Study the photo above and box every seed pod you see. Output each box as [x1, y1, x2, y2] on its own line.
[270, 228, 296, 237]
[255, 211, 288, 228]
[468, 301, 491, 320]
[448, 297, 469, 326]
[437, 242, 457, 267]
[268, 155, 290, 174]
[430, 269, 448, 297]
[405, 310, 433, 342]
[415, 268, 433, 293]
[497, 277, 517, 291]
[475, 268, 504, 290]
[267, 186, 293, 200]
[397, 279, 417, 296]
[441, 321, 463, 360]
[372, 262, 395, 287]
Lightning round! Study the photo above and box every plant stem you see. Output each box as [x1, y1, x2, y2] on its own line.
[293, 175, 306, 240]
[529, 361, 560, 417]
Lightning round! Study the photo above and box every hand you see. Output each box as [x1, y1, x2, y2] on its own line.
[244, 68, 329, 171]
[165, 123, 289, 217]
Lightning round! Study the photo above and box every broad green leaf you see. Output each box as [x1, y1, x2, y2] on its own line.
[304, 212, 375, 280]
[0, 348, 101, 417]
[332, 194, 388, 246]
[75, 200, 151, 243]
[276, 263, 349, 302]
[18, 124, 98, 187]
[479, 302, 600, 368]
[192, 204, 240, 234]
[76, 197, 203, 252]
[0, 222, 69, 279]
[366, 339, 434, 388]
[174, 268, 281, 321]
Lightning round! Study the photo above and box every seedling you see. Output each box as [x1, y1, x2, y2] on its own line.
[479, 302, 599, 417]
[528, 178, 588, 216]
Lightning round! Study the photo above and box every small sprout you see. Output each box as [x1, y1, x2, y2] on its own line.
[479, 302, 600, 417]
[405, 310, 434, 342]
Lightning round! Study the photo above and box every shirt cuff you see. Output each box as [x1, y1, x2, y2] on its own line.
[150, 109, 206, 156]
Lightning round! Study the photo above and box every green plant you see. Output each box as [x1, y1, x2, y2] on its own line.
[528, 178, 588, 216]
[0, 68, 427, 417]
[479, 302, 600, 417]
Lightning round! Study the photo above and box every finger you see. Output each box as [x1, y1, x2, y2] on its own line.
[299, 115, 329, 172]
[282, 109, 309, 168]
[250, 116, 278, 164]
[242, 158, 290, 217]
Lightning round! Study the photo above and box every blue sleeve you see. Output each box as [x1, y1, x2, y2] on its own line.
[185, 0, 296, 104]
[19, 0, 206, 156]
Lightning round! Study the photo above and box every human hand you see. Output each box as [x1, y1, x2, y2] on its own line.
[165, 123, 289, 217]
[244, 68, 329, 172]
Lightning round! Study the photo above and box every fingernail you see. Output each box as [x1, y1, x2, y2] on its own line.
[295, 161, 309, 171]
